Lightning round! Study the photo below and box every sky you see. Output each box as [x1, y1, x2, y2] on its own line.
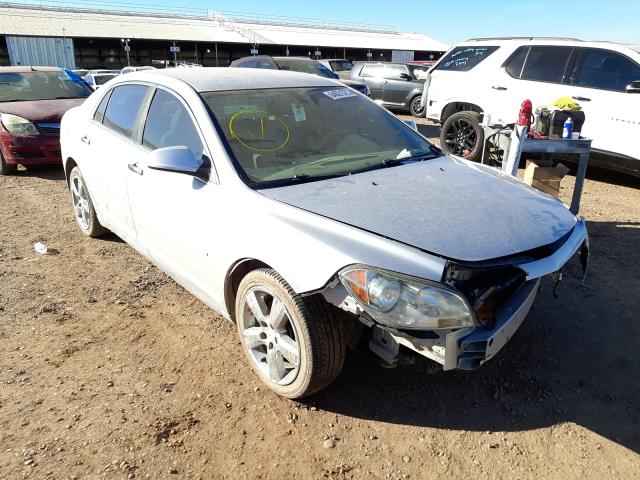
[19, 0, 640, 45]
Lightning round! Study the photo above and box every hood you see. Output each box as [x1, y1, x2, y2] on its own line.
[0, 98, 86, 122]
[259, 156, 577, 262]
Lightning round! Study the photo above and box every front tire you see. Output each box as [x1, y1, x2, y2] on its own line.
[69, 166, 108, 237]
[235, 268, 346, 398]
[0, 150, 17, 175]
[440, 111, 484, 162]
[409, 95, 426, 118]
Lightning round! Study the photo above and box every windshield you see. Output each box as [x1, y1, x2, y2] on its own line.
[329, 60, 353, 72]
[203, 86, 439, 187]
[275, 59, 339, 79]
[94, 74, 118, 85]
[0, 71, 93, 102]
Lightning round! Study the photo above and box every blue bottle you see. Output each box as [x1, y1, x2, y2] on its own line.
[562, 117, 574, 140]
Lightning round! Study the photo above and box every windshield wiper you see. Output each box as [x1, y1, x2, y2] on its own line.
[348, 152, 440, 176]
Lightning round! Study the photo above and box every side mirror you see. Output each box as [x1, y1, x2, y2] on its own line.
[626, 80, 640, 93]
[403, 119, 418, 131]
[148, 146, 207, 178]
[400, 73, 412, 81]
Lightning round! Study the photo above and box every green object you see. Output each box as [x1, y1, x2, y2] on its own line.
[550, 96, 582, 111]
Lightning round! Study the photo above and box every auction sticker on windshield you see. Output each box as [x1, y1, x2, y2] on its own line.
[323, 89, 357, 100]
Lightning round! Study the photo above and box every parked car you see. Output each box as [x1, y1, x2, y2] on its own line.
[87, 69, 120, 75]
[61, 68, 588, 398]
[230, 55, 370, 96]
[0, 66, 93, 175]
[421, 37, 640, 173]
[121, 66, 156, 75]
[349, 61, 426, 117]
[84, 73, 119, 90]
[318, 58, 354, 79]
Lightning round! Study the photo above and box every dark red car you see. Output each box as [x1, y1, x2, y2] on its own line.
[0, 66, 93, 175]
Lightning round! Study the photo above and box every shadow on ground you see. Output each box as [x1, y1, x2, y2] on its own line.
[310, 220, 640, 453]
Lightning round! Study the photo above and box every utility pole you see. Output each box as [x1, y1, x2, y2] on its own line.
[120, 38, 131, 66]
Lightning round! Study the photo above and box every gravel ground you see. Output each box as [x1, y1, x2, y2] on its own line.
[1, 120, 639, 479]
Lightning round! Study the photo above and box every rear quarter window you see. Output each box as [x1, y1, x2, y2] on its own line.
[435, 46, 499, 72]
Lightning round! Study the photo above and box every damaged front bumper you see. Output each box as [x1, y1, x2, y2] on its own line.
[327, 218, 589, 371]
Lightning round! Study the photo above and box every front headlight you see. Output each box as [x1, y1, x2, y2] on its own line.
[339, 266, 475, 330]
[1, 113, 39, 136]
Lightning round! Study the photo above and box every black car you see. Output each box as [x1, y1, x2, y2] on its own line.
[349, 61, 425, 117]
[230, 56, 370, 97]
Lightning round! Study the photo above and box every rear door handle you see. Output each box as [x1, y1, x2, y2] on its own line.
[127, 163, 143, 175]
[80, 135, 90, 144]
[572, 96, 591, 102]
[492, 85, 507, 91]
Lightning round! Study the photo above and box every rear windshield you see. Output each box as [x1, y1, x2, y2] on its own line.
[329, 60, 353, 72]
[0, 71, 93, 102]
[94, 74, 118, 85]
[276, 59, 339, 79]
[435, 46, 499, 72]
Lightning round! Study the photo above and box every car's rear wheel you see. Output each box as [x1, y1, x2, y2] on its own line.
[235, 268, 346, 398]
[69, 166, 108, 237]
[409, 95, 426, 118]
[0, 150, 17, 175]
[440, 111, 484, 162]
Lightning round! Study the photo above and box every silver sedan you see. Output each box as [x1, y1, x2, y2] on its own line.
[60, 68, 588, 398]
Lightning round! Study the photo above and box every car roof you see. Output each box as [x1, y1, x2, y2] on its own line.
[458, 37, 640, 54]
[0, 66, 62, 73]
[126, 67, 342, 92]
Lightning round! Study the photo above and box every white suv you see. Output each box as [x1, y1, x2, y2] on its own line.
[421, 37, 640, 175]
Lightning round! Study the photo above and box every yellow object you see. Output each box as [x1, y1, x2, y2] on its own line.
[229, 110, 291, 152]
[550, 96, 582, 111]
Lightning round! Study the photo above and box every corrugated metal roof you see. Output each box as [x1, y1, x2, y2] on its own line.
[237, 22, 449, 52]
[0, 3, 449, 52]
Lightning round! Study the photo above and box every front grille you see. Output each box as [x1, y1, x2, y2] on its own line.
[36, 123, 61, 136]
[12, 150, 43, 159]
[442, 262, 526, 328]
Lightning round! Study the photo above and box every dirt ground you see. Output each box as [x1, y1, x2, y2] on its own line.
[1, 121, 639, 480]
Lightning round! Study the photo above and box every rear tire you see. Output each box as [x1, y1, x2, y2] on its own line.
[409, 95, 426, 118]
[0, 150, 17, 175]
[69, 166, 108, 237]
[440, 111, 484, 162]
[235, 268, 346, 399]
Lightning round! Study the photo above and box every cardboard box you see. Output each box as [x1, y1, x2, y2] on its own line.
[523, 160, 570, 198]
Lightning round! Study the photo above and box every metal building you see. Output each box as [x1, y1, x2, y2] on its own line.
[0, 1, 448, 69]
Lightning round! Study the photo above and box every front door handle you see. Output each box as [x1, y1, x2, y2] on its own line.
[572, 95, 591, 102]
[383, 80, 389, 84]
[127, 163, 143, 175]
[492, 85, 507, 91]
[80, 135, 90, 144]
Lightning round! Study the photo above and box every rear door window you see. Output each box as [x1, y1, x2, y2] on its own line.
[435, 46, 499, 72]
[93, 89, 112, 123]
[519, 46, 573, 83]
[360, 64, 385, 77]
[102, 84, 149, 139]
[571, 48, 640, 91]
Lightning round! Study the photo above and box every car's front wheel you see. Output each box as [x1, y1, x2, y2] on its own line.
[69, 166, 108, 237]
[440, 111, 484, 162]
[0, 150, 17, 175]
[235, 268, 346, 398]
[409, 95, 426, 118]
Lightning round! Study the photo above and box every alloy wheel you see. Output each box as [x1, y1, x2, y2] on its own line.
[70, 174, 91, 231]
[444, 118, 478, 157]
[239, 286, 301, 386]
